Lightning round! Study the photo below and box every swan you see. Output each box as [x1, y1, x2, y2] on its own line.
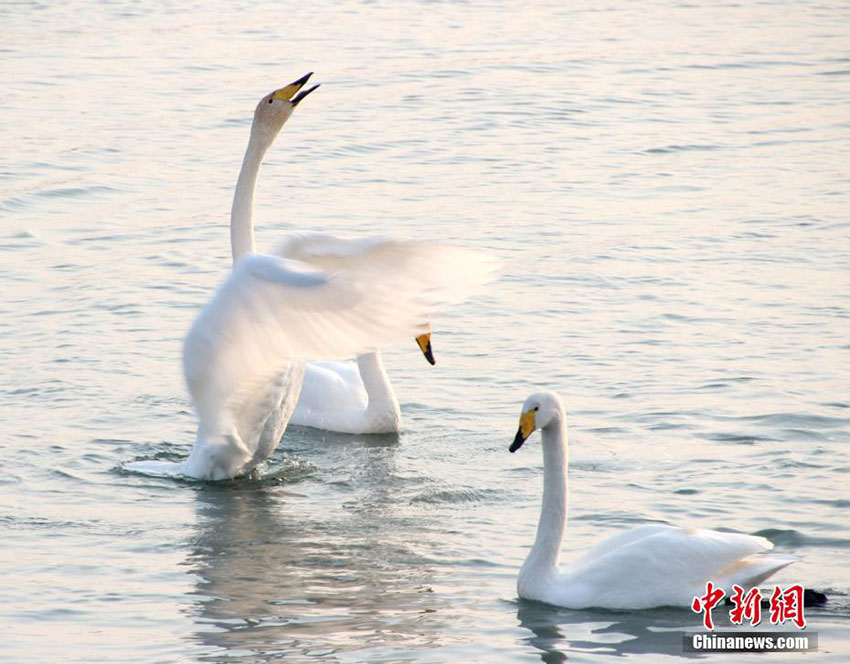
[129, 74, 492, 480]
[290, 328, 434, 434]
[509, 391, 797, 609]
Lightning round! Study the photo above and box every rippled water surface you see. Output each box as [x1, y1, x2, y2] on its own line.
[2, 1, 849, 661]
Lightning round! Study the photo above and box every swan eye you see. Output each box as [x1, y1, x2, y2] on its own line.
[533, 406, 539, 412]
[268, 99, 274, 104]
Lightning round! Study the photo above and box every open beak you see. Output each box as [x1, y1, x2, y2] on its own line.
[271, 72, 320, 105]
[415, 332, 435, 366]
[509, 410, 536, 453]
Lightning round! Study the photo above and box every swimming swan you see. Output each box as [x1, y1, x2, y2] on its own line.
[133, 74, 491, 480]
[509, 391, 797, 609]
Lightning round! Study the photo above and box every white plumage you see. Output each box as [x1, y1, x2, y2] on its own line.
[278, 232, 474, 435]
[291, 358, 402, 434]
[127, 74, 493, 479]
[510, 391, 797, 609]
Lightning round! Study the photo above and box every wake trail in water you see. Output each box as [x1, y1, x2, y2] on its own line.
[123, 459, 187, 479]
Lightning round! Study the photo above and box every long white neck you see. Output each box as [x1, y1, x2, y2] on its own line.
[520, 414, 568, 583]
[230, 133, 268, 262]
[356, 350, 401, 429]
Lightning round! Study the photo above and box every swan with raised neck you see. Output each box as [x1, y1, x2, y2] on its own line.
[230, 72, 318, 262]
[229, 76, 440, 436]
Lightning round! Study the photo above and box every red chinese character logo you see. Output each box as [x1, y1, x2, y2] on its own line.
[770, 584, 806, 629]
[691, 581, 726, 630]
[728, 585, 762, 626]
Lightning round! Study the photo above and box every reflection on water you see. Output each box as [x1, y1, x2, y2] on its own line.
[517, 600, 701, 662]
[185, 432, 448, 661]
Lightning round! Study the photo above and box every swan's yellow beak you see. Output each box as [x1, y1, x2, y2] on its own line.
[271, 72, 320, 105]
[415, 332, 435, 366]
[510, 410, 536, 453]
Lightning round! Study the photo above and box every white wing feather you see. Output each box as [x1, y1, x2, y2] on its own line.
[184, 241, 492, 427]
[274, 231, 496, 306]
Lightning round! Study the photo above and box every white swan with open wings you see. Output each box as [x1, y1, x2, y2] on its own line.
[129, 74, 492, 479]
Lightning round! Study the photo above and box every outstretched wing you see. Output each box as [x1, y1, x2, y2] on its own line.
[274, 231, 496, 307]
[184, 241, 492, 426]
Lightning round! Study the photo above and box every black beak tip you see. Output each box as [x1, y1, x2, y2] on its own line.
[424, 345, 436, 366]
[510, 428, 526, 453]
[291, 71, 314, 87]
[291, 83, 320, 105]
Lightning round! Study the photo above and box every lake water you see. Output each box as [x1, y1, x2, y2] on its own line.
[2, 1, 849, 661]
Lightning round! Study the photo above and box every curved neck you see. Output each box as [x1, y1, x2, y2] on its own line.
[230, 133, 268, 262]
[521, 415, 568, 580]
[356, 351, 400, 419]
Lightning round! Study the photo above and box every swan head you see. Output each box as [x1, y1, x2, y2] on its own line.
[510, 391, 564, 452]
[251, 72, 320, 147]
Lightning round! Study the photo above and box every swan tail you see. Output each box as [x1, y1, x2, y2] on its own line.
[716, 553, 799, 591]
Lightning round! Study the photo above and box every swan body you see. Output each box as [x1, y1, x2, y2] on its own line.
[299, 361, 368, 415]
[510, 391, 797, 609]
[129, 74, 493, 480]
[291, 352, 401, 434]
